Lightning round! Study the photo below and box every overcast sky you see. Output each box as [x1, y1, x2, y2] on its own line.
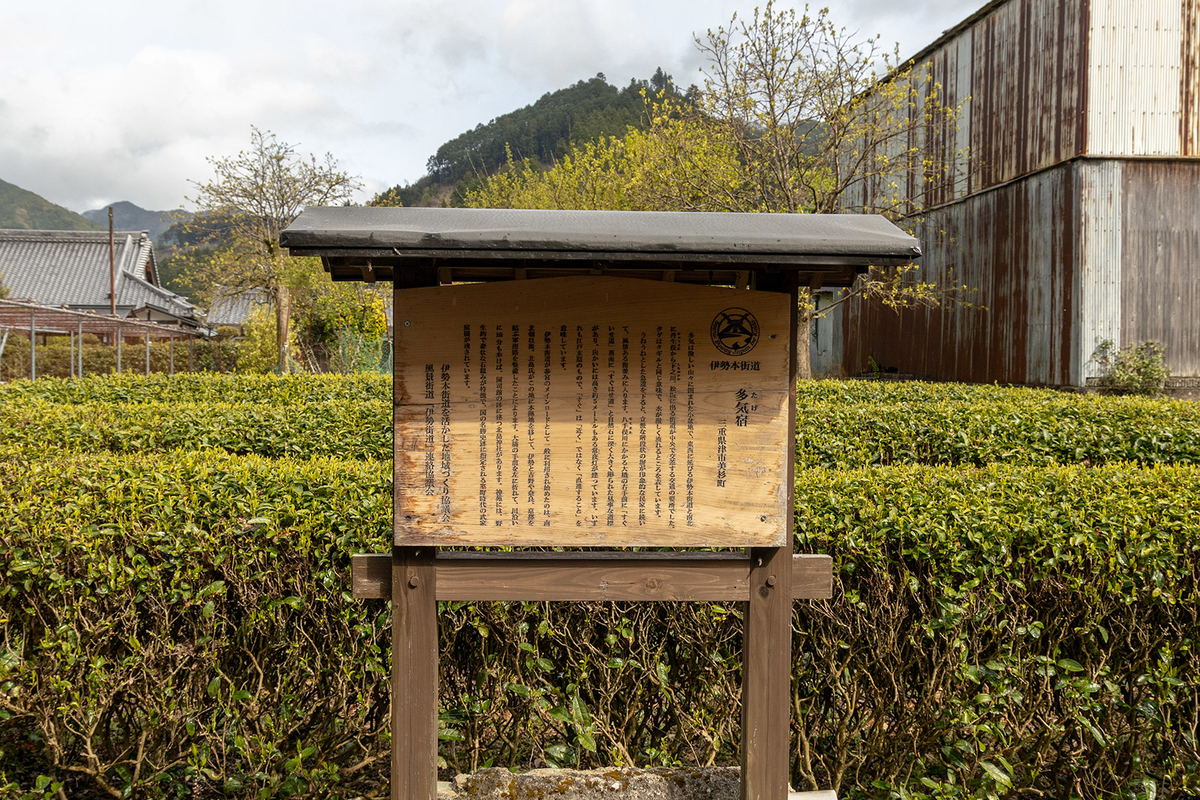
[0, 0, 982, 214]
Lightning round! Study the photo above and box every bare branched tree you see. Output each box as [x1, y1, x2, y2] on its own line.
[695, 1, 963, 218]
[190, 127, 360, 372]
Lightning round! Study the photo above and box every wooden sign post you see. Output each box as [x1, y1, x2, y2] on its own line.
[281, 207, 921, 800]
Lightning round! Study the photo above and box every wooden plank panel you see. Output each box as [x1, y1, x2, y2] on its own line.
[391, 547, 438, 800]
[741, 548, 794, 800]
[741, 277, 797, 800]
[435, 552, 748, 601]
[393, 276, 792, 547]
[351, 552, 833, 602]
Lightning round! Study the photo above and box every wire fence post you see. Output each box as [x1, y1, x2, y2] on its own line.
[30, 310, 36, 381]
[169, 336, 175, 375]
[0, 327, 9, 382]
[116, 325, 122, 375]
[144, 332, 150, 376]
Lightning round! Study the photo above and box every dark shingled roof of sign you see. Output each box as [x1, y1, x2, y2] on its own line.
[280, 207, 921, 286]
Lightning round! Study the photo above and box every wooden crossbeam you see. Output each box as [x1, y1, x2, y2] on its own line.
[351, 551, 832, 602]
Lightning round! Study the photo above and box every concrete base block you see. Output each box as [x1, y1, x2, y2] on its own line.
[437, 767, 835, 800]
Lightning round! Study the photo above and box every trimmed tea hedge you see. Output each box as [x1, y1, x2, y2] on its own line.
[0, 373, 391, 407]
[0, 399, 391, 460]
[4, 375, 1198, 468]
[2, 449, 1197, 798]
[794, 392, 1200, 467]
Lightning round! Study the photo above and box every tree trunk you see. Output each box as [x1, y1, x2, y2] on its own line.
[276, 284, 291, 374]
[796, 319, 812, 380]
[796, 293, 813, 381]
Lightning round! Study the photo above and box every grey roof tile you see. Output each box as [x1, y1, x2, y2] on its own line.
[0, 229, 197, 323]
[207, 287, 268, 327]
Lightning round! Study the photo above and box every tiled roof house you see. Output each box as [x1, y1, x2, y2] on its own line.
[206, 286, 268, 332]
[0, 229, 201, 328]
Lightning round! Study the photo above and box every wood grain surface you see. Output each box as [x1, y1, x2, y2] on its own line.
[350, 552, 833, 601]
[393, 277, 792, 547]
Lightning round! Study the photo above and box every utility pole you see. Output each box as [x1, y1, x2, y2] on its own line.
[108, 208, 116, 316]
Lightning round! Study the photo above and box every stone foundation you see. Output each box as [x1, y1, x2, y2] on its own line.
[438, 767, 836, 800]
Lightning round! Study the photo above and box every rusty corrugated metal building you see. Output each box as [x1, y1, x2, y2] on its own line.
[820, 0, 1199, 386]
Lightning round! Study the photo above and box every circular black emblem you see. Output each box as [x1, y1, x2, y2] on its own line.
[710, 308, 760, 356]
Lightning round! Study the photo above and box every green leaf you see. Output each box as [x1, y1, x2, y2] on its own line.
[543, 744, 573, 766]
[1083, 719, 1107, 747]
[979, 761, 1012, 788]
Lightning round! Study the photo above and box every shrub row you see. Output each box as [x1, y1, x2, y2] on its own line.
[0, 373, 1112, 408]
[2, 450, 1197, 798]
[795, 392, 1200, 467]
[0, 336, 233, 382]
[5, 374, 1197, 468]
[0, 398, 391, 460]
[0, 373, 391, 407]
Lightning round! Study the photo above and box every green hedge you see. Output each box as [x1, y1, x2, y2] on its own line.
[794, 463, 1200, 798]
[0, 398, 391, 459]
[4, 375, 1197, 468]
[0, 337, 227, 382]
[2, 450, 1197, 798]
[795, 392, 1200, 467]
[0, 373, 391, 406]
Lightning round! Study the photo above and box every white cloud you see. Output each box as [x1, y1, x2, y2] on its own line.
[0, 44, 362, 210]
[0, 0, 988, 212]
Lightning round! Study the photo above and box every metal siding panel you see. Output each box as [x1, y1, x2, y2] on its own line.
[1076, 160, 1124, 383]
[1121, 160, 1200, 375]
[811, 291, 845, 378]
[957, 32, 975, 199]
[840, 164, 1080, 386]
[1184, 0, 1200, 154]
[1088, 0, 1184, 155]
[914, 33, 975, 208]
[969, 0, 1089, 191]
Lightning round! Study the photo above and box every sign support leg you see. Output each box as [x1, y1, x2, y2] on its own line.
[741, 271, 799, 800]
[391, 546, 438, 800]
[741, 546, 794, 800]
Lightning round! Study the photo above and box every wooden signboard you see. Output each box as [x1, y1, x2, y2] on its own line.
[394, 276, 791, 547]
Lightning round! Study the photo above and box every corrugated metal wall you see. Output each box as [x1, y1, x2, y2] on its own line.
[1184, 0, 1200, 152]
[1121, 160, 1200, 375]
[906, 0, 1198, 186]
[969, 0, 1091, 189]
[849, 0, 1092, 212]
[1088, 0, 1185, 155]
[810, 291, 844, 378]
[840, 163, 1080, 385]
[835, 0, 1200, 385]
[1076, 160, 1124, 382]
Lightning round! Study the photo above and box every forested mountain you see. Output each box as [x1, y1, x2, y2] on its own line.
[82, 201, 190, 242]
[373, 69, 684, 207]
[0, 179, 102, 231]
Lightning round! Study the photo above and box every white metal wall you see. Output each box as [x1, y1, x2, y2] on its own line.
[1075, 160, 1124, 383]
[810, 291, 844, 378]
[1088, 0, 1185, 155]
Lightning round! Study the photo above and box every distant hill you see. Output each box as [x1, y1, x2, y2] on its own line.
[82, 201, 191, 242]
[0, 178, 103, 231]
[374, 69, 687, 207]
